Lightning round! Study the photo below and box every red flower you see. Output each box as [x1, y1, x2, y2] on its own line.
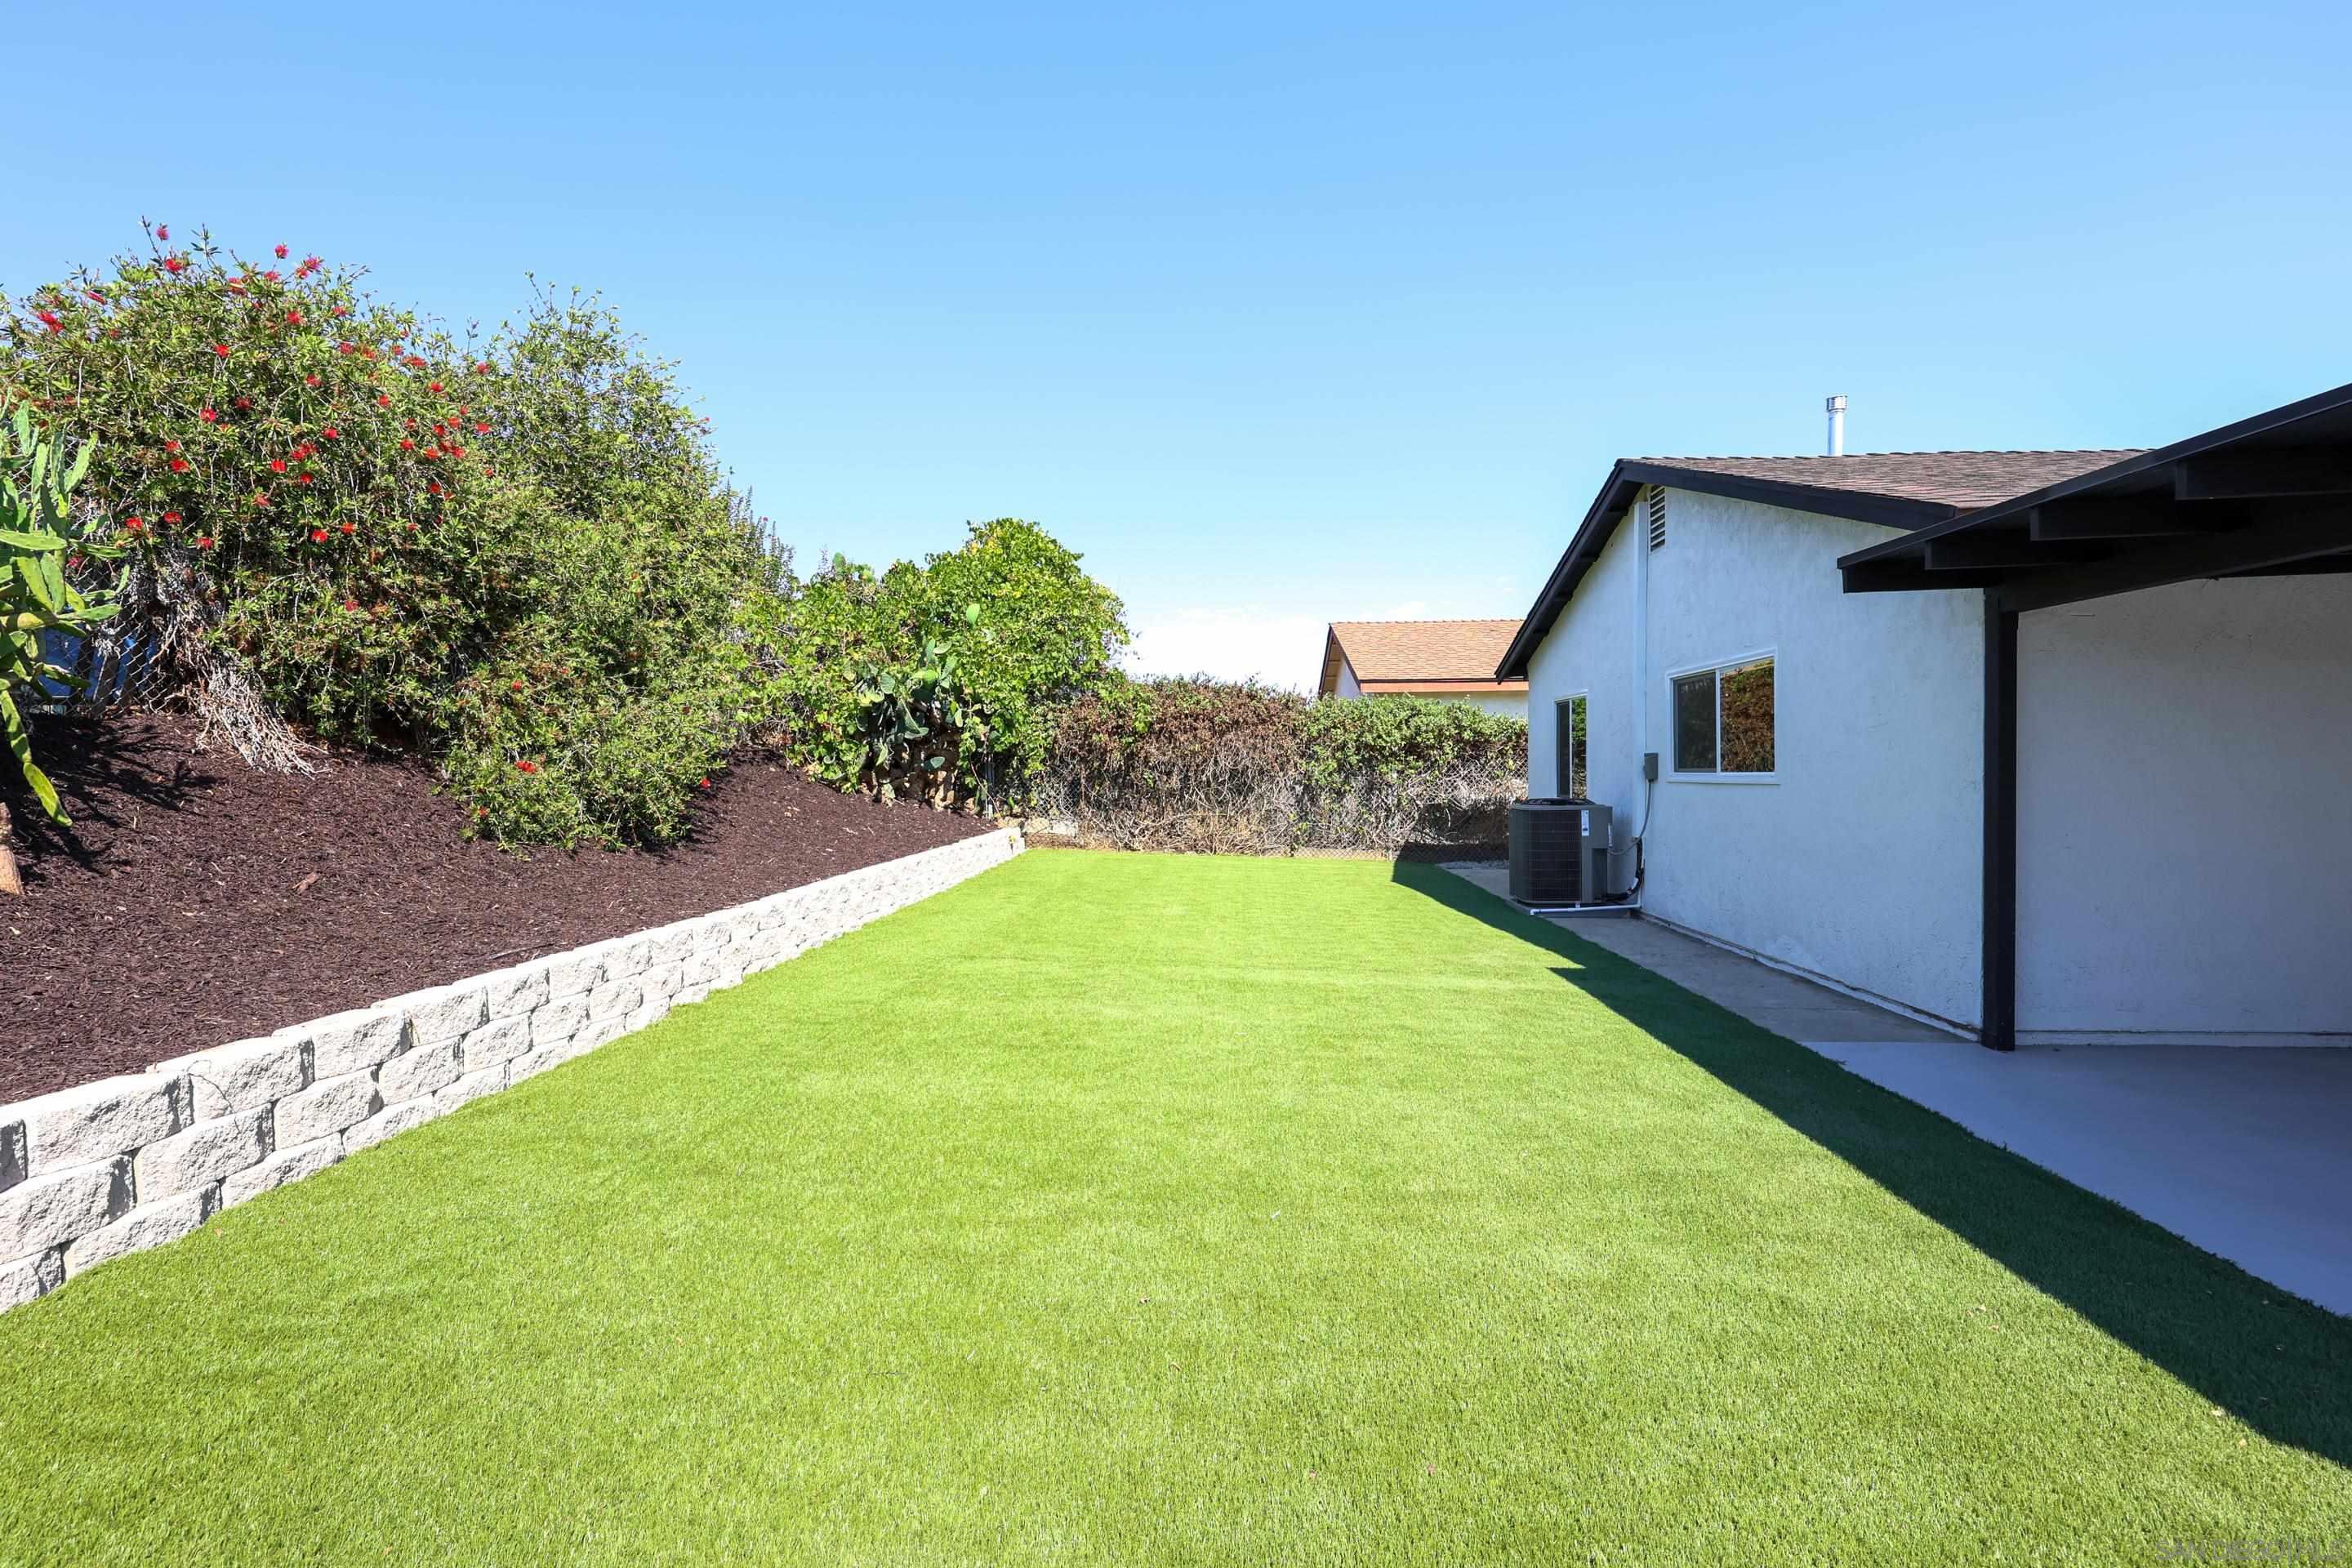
[155, 224, 169, 240]
[428, 381, 443, 394]
[256, 492, 272, 509]
[399, 438, 415, 450]
[474, 362, 492, 375]
[165, 439, 181, 452]
[274, 243, 288, 259]
[427, 481, 443, 495]
[163, 256, 186, 274]
[305, 374, 321, 387]
[477, 807, 489, 819]
[285, 309, 303, 326]
[338, 341, 355, 354]
[698, 777, 711, 790]
[515, 760, 540, 775]
[163, 511, 182, 524]
[263, 270, 280, 283]
[342, 599, 360, 612]
[85, 288, 105, 303]
[124, 515, 145, 532]
[510, 679, 524, 692]
[432, 421, 446, 434]
[195, 536, 215, 550]
[339, 521, 354, 533]
[212, 343, 231, 357]
[376, 394, 391, 408]
[474, 422, 490, 434]
[170, 457, 189, 473]
[423, 448, 439, 461]
[322, 426, 340, 439]
[405, 521, 418, 532]
[332, 305, 350, 318]
[235, 397, 252, 410]
[296, 473, 314, 485]
[200, 408, 219, 422]
[310, 528, 328, 542]
[301, 255, 323, 272]
[36, 310, 63, 332]
[270, 458, 288, 474]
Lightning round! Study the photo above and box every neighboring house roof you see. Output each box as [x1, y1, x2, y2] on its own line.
[1494, 448, 2145, 678]
[1319, 619, 1529, 698]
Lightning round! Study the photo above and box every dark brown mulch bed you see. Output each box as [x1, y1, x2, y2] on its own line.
[0, 714, 993, 1102]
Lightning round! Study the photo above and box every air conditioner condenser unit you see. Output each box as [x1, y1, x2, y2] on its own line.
[1506, 799, 1615, 906]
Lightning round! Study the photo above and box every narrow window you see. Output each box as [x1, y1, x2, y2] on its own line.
[1646, 487, 1668, 550]
[1671, 657, 1776, 776]
[1672, 672, 1716, 773]
[1556, 695, 1588, 798]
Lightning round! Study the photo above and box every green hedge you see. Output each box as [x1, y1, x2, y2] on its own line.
[1038, 679, 1526, 853]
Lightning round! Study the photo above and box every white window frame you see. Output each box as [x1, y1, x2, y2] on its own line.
[1664, 648, 1777, 785]
[1554, 690, 1589, 800]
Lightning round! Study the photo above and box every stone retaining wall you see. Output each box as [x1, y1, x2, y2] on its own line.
[0, 826, 1022, 1312]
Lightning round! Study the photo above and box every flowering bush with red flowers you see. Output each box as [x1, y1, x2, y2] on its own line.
[1, 225, 782, 849]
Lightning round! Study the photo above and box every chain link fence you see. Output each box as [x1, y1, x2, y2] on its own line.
[30, 546, 314, 772]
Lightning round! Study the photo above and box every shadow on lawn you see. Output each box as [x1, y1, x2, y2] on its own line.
[1388, 858, 2352, 1469]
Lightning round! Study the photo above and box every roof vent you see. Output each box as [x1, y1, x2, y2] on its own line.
[1826, 394, 1847, 457]
[1646, 485, 1667, 550]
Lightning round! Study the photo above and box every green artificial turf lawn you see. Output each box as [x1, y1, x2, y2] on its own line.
[2, 851, 2347, 1565]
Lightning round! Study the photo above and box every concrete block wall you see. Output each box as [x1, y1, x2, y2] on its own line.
[0, 826, 1021, 1313]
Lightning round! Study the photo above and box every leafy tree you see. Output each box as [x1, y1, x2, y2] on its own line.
[756, 519, 1127, 807]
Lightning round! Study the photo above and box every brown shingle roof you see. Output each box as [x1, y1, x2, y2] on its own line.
[1325, 619, 1526, 691]
[1637, 450, 2145, 511]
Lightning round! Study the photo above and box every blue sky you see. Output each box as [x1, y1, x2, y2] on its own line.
[11, 2, 2349, 687]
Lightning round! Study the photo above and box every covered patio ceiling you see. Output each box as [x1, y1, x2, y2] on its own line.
[1838, 380, 2352, 612]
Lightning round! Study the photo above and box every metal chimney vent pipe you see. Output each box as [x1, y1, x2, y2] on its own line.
[1825, 394, 1847, 457]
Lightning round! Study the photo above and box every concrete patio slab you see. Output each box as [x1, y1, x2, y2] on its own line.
[1814, 1037, 2352, 1317]
[1440, 861, 2352, 1316]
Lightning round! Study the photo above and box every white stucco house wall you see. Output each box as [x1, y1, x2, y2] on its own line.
[1498, 387, 2352, 1049]
[1317, 620, 1528, 719]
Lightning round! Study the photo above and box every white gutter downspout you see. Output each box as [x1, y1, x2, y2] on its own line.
[1629, 487, 1652, 893]
[1636, 490, 1650, 763]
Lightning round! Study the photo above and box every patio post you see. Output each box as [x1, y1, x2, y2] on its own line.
[1982, 590, 2018, 1051]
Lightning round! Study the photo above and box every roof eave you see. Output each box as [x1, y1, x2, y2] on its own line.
[1496, 461, 1957, 679]
[1838, 377, 2352, 572]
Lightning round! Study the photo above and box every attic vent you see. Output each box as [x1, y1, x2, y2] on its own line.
[1646, 486, 1668, 550]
